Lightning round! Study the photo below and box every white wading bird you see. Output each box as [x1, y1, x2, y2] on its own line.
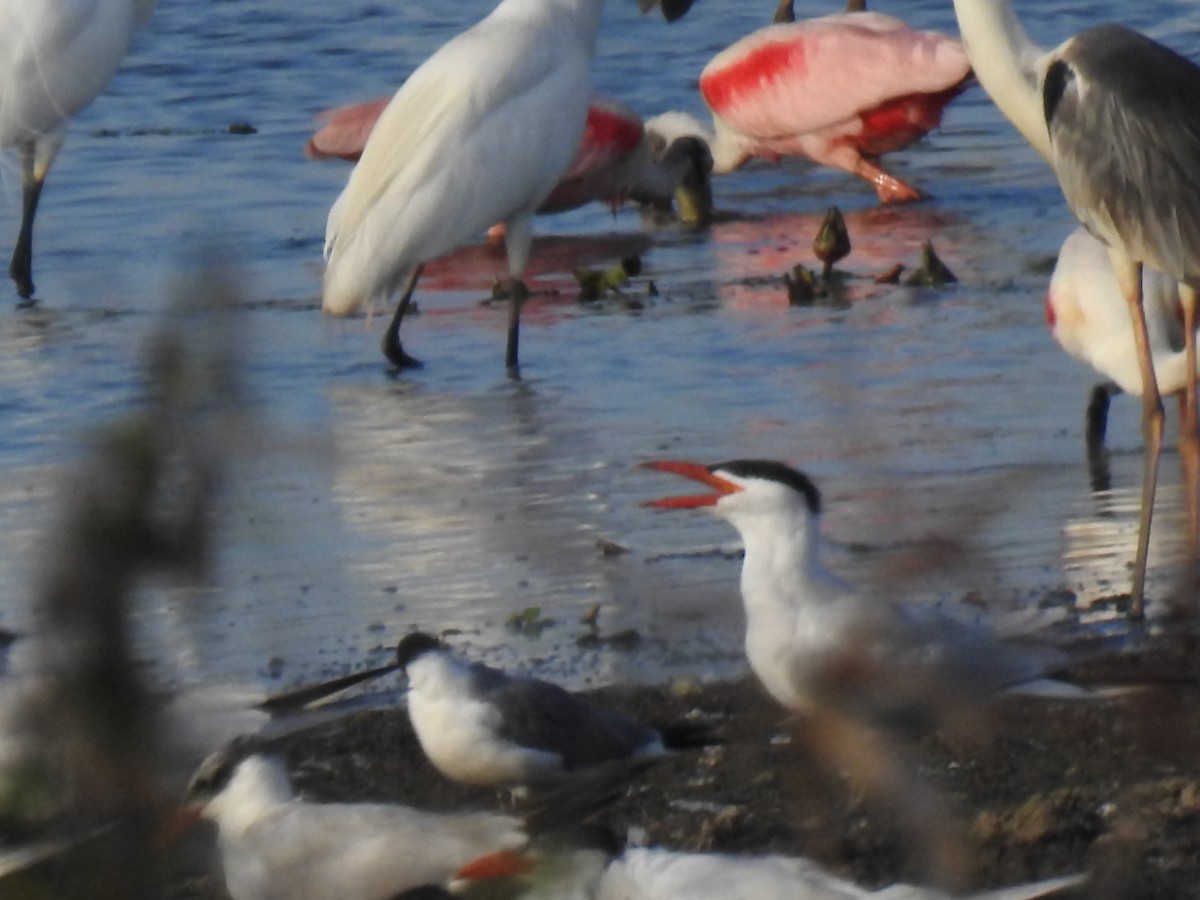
[0, 0, 156, 300]
[321, 0, 695, 373]
[307, 93, 713, 226]
[396, 631, 708, 789]
[641, 459, 1107, 721]
[1046, 227, 1187, 465]
[184, 752, 528, 900]
[642, 10, 970, 204]
[416, 842, 1087, 900]
[951, 1, 1200, 618]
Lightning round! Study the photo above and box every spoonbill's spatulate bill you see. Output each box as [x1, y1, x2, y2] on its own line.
[320, 0, 696, 373]
[952, 0, 1200, 618]
[0, 0, 157, 300]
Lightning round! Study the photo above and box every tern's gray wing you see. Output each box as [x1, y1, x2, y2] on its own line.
[1044, 24, 1200, 282]
[467, 663, 659, 770]
[891, 602, 1080, 697]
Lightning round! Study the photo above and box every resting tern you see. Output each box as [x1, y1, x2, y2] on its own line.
[421, 842, 1087, 900]
[397, 632, 706, 789]
[641, 459, 1104, 722]
[184, 751, 527, 900]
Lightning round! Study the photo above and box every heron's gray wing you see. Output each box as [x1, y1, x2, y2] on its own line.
[1045, 24, 1200, 281]
[467, 663, 658, 770]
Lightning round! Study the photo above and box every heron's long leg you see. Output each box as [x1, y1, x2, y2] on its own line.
[381, 265, 423, 370]
[1117, 257, 1164, 620]
[1178, 283, 1199, 612]
[9, 148, 44, 301]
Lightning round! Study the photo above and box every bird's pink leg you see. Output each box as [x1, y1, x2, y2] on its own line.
[1116, 255, 1164, 620]
[1178, 283, 1199, 613]
[851, 157, 926, 205]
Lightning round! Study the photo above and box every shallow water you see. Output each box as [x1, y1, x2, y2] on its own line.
[1, 0, 1199, 694]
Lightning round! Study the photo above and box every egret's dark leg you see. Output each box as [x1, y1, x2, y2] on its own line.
[1177, 283, 1199, 613]
[1120, 259, 1163, 620]
[9, 157, 44, 301]
[504, 279, 528, 374]
[381, 266, 423, 370]
[1086, 382, 1118, 493]
[501, 214, 534, 374]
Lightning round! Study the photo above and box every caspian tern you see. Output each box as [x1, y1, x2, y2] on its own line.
[184, 751, 528, 900]
[641, 459, 1105, 723]
[396, 631, 707, 789]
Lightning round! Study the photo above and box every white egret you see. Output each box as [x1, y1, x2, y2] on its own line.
[0, 0, 156, 299]
[321, 0, 695, 372]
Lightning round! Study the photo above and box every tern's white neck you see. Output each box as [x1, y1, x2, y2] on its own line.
[952, 0, 1053, 163]
[206, 757, 295, 839]
[724, 504, 828, 617]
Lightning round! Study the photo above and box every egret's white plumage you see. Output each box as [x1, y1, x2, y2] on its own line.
[189, 753, 527, 900]
[952, 0, 1200, 616]
[322, 0, 691, 370]
[0, 0, 155, 298]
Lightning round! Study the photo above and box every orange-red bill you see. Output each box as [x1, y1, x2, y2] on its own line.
[453, 849, 537, 882]
[640, 460, 742, 508]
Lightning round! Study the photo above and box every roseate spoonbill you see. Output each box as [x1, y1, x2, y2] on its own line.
[394, 632, 709, 789]
[642, 11, 971, 204]
[641, 459, 1102, 719]
[307, 93, 712, 222]
[183, 752, 526, 900]
[953, 1, 1200, 618]
[1047, 227, 1186, 458]
[321, 0, 696, 373]
[0, 0, 156, 300]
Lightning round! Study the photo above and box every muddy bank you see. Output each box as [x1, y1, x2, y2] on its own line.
[157, 632, 1200, 900]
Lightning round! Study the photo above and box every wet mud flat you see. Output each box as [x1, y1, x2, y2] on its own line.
[159, 632, 1200, 900]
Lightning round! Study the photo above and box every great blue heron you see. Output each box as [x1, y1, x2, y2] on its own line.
[952, 1, 1200, 619]
[0, 0, 156, 300]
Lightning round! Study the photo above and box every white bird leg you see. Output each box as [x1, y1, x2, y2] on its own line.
[1114, 254, 1164, 620]
[382, 265, 424, 370]
[10, 147, 44, 301]
[1178, 283, 1199, 611]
